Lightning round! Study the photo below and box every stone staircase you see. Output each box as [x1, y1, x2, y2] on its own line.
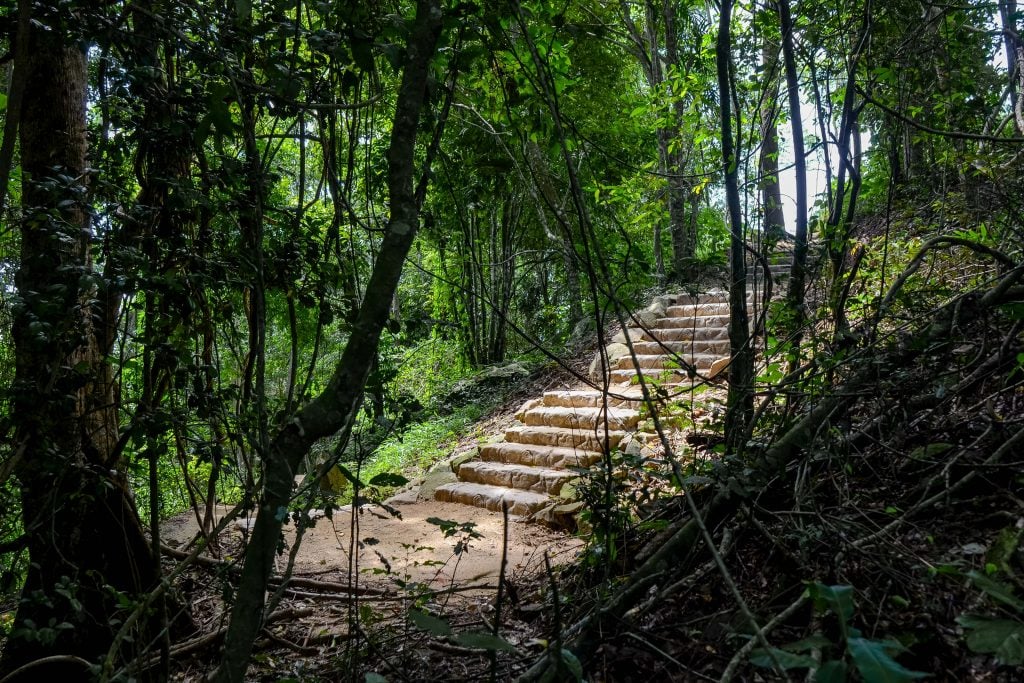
[434, 250, 796, 522]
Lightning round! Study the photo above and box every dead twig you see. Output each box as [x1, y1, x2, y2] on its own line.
[719, 593, 808, 683]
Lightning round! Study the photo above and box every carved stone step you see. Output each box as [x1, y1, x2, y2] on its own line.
[610, 365, 721, 384]
[636, 325, 730, 343]
[457, 461, 576, 494]
[666, 302, 750, 317]
[504, 425, 626, 451]
[541, 390, 646, 409]
[520, 405, 640, 431]
[670, 291, 751, 306]
[434, 482, 550, 517]
[480, 442, 603, 469]
[614, 353, 722, 371]
[654, 314, 731, 329]
[630, 340, 731, 356]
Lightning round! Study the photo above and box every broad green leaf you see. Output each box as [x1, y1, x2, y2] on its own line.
[815, 660, 848, 683]
[368, 472, 409, 487]
[848, 637, 929, 682]
[966, 571, 1024, 611]
[957, 614, 1024, 665]
[453, 631, 517, 652]
[365, 674, 388, 683]
[335, 464, 367, 489]
[407, 609, 452, 636]
[809, 583, 855, 621]
[749, 647, 817, 670]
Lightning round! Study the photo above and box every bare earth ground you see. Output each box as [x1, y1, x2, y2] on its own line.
[158, 492, 583, 680]
[156, 493, 581, 593]
[162, 498, 582, 593]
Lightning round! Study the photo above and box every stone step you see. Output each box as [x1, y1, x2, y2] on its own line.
[504, 425, 626, 451]
[750, 264, 791, 276]
[541, 390, 645, 409]
[637, 326, 730, 343]
[457, 461, 576, 494]
[480, 442, 603, 469]
[434, 482, 550, 517]
[611, 366, 721, 384]
[614, 352, 722, 371]
[654, 314, 730, 329]
[670, 291, 751, 306]
[666, 302, 749, 317]
[630, 339, 731, 355]
[520, 405, 641, 431]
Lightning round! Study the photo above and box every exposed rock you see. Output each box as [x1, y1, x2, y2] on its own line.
[417, 469, 459, 500]
[611, 327, 646, 345]
[589, 342, 631, 381]
[707, 356, 731, 379]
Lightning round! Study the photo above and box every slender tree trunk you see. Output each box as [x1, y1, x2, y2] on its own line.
[1, 11, 159, 676]
[999, 0, 1024, 134]
[779, 0, 808, 370]
[213, 3, 444, 680]
[758, 39, 785, 245]
[717, 0, 754, 452]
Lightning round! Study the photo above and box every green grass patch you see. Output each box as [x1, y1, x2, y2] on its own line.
[360, 402, 494, 485]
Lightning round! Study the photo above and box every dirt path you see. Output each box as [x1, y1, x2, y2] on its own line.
[161, 494, 582, 592]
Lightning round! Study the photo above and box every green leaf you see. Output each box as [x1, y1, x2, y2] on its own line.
[365, 674, 388, 683]
[783, 634, 834, 652]
[750, 647, 817, 670]
[368, 472, 409, 487]
[334, 464, 367, 489]
[966, 571, 1024, 611]
[809, 583, 855, 621]
[561, 648, 583, 681]
[407, 610, 452, 636]
[453, 631, 517, 652]
[957, 614, 1024, 665]
[848, 637, 929, 682]
[815, 660, 849, 683]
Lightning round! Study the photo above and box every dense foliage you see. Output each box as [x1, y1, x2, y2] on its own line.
[0, 0, 1022, 680]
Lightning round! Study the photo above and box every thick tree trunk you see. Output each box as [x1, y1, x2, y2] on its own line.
[213, 2, 444, 680]
[1, 11, 159, 677]
[717, 0, 755, 452]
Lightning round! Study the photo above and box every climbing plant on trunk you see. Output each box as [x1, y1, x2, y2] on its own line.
[1, 6, 161, 675]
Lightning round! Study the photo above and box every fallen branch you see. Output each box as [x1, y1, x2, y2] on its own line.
[0, 655, 92, 683]
[719, 593, 807, 683]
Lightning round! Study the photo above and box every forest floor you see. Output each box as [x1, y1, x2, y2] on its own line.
[161, 497, 581, 600]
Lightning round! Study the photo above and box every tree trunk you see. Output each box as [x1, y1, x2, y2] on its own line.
[1, 11, 160, 677]
[758, 39, 785, 245]
[779, 0, 809, 370]
[717, 0, 755, 452]
[213, 2, 444, 680]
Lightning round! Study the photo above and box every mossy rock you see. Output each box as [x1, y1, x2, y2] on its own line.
[417, 470, 459, 500]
